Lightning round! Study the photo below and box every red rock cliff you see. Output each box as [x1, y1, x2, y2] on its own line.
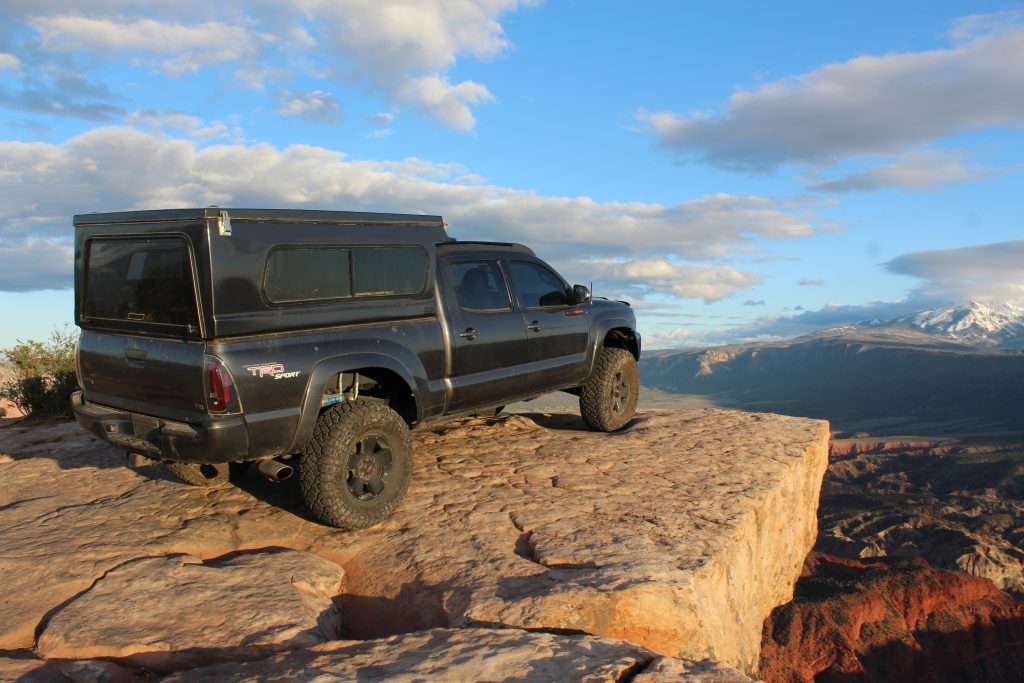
[759, 553, 1024, 682]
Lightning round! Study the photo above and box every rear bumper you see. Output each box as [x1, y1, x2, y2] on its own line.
[71, 391, 249, 463]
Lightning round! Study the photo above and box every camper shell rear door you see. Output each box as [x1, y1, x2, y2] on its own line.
[74, 209, 216, 422]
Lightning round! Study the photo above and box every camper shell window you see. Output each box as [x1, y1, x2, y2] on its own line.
[264, 246, 428, 304]
[82, 237, 199, 331]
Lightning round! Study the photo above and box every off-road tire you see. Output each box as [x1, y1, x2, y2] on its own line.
[165, 461, 231, 487]
[300, 400, 413, 529]
[579, 347, 639, 432]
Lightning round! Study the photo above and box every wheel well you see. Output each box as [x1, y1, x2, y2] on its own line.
[603, 328, 639, 360]
[321, 368, 418, 424]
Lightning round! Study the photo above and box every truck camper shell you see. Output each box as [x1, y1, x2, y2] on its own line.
[74, 208, 452, 339]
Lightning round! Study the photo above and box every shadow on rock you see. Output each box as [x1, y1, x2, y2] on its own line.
[337, 581, 449, 640]
[0, 417, 128, 470]
[229, 467, 318, 524]
[517, 412, 648, 433]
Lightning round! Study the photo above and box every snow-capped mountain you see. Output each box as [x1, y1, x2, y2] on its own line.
[875, 302, 1024, 348]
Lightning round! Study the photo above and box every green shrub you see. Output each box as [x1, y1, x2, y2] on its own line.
[0, 327, 78, 417]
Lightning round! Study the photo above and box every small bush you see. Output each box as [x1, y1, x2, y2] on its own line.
[0, 327, 78, 417]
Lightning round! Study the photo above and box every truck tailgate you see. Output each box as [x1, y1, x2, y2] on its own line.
[78, 331, 208, 423]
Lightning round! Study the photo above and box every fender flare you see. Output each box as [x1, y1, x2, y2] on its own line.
[288, 352, 422, 453]
[586, 318, 640, 376]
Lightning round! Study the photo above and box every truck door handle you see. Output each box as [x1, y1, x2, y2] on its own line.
[125, 348, 147, 360]
[459, 328, 479, 340]
[527, 321, 542, 332]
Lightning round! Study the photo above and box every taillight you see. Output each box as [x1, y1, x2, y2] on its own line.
[205, 356, 236, 413]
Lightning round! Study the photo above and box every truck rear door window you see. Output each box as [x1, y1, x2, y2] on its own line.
[83, 237, 199, 329]
[451, 261, 511, 310]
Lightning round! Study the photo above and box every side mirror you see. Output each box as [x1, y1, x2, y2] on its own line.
[572, 284, 591, 305]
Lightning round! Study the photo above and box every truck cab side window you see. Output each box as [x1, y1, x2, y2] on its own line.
[451, 261, 511, 311]
[509, 261, 568, 308]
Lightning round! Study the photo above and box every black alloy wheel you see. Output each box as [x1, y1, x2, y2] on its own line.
[346, 433, 393, 501]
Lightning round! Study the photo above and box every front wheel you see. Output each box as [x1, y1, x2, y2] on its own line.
[299, 400, 414, 529]
[579, 348, 639, 432]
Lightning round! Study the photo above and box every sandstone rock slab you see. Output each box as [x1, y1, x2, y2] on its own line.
[36, 550, 344, 671]
[0, 455, 336, 649]
[392, 410, 829, 673]
[162, 627, 756, 682]
[0, 409, 828, 674]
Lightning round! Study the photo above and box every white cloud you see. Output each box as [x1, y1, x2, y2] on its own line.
[0, 239, 73, 291]
[644, 326, 694, 350]
[806, 150, 998, 193]
[124, 110, 243, 141]
[0, 53, 21, 70]
[689, 238, 1024, 347]
[300, 0, 529, 127]
[28, 15, 275, 76]
[642, 18, 1024, 169]
[570, 257, 761, 303]
[883, 239, 1024, 303]
[14, 1, 532, 128]
[304, 0, 520, 72]
[277, 89, 341, 123]
[798, 278, 825, 286]
[945, 9, 1024, 41]
[396, 75, 493, 130]
[0, 126, 821, 292]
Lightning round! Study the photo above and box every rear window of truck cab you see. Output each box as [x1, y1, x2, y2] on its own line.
[82, 237, 199, 330]
[264, 246, 428, 303]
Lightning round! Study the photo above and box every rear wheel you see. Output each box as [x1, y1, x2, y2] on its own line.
[165, 461, 230, 487]
[300, 400, 413, 529]
[579, 347, 639, 432]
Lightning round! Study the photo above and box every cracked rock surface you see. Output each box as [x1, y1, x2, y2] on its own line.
[0, 408, 827, 675]
[35, 550, 345, 671]
[162, 628, 756, 682]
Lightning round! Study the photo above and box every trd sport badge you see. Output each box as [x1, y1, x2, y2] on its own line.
[245, 363, 300, 380]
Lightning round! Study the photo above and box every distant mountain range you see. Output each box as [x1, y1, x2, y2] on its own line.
[810, 301, 1024, 349]
[639, 301, 1024, 435]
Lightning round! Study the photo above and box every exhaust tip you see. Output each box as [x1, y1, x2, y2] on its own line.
[257, 458, 294, 481]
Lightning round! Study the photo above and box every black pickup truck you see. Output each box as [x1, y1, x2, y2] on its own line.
[71, 208, 640, 528]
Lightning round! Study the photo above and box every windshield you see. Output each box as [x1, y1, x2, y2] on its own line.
[83, 237, 199, 333]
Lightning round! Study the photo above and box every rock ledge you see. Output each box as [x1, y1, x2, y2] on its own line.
[0, 408, 828, 675]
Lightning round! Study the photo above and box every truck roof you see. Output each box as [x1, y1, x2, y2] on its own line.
[441, 241, 535, 256]
[73, 207, 447, 228]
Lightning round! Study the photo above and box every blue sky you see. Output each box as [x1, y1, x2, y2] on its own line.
[1, 1, 1023, 348]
